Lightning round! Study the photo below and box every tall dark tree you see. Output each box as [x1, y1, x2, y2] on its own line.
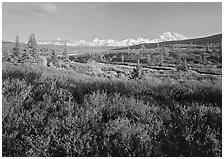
[27, 33, 37, 50]
[12, 35, 21, 63]
[7, 35, 22, 63]
[62, 42, 69, 61]
[26, 33, 39, 62]
[15, 35, 20, 53]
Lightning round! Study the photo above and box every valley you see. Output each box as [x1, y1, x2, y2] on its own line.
[2, 33, 222, 157]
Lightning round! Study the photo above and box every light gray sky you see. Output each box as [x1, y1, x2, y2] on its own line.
[2, 2, 222, 42]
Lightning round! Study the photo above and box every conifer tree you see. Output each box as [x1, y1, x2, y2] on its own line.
[62, 42, 69, 62]
[12, 35, 21, 63]
[27, 34, 37, 51]
[26, 33, 39, 62]
[14, 35, 20, 55]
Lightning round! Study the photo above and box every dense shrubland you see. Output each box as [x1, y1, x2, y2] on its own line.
[2, 61, 222, 157]
[2, 34, 222, 156]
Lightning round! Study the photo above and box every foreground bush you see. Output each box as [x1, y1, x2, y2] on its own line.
[2, 76, 222, 157]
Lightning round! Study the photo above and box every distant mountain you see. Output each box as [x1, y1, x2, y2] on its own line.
[36, 32, 187, 47]
[115, 33, 222, 50]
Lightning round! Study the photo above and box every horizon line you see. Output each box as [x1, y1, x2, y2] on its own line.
[3, 32, 222, 43]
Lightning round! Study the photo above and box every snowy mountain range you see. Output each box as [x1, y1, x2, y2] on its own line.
[37, 32, 187, 47]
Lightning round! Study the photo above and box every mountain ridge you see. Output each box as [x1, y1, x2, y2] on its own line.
[36, 32, 187, 47]
[115, 33, 222, 50]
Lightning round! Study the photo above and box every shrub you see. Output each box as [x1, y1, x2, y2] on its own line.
[2, 62, 222, 157]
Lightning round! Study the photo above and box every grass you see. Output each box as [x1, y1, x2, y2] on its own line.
[2, 61, 222, 157]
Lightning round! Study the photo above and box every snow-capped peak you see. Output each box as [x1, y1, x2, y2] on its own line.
[37, 32, 187, 47]
[160, 32, 187, 41]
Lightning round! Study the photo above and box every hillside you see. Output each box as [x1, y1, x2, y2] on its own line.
[114, 34, 222, 50]
[2, 33, 222, 157]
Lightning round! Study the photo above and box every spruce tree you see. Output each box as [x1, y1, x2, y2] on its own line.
[26, 33, 39, 62]
[62, 42, 69, 62]
[14, 35, 20, 55]
[27, 34, 37, 51]
[12, 35, 21, 63]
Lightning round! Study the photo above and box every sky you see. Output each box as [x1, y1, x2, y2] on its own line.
[2, 2, 222, 42]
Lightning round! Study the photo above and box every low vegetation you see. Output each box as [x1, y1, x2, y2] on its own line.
[2, 34, 222, 157]
[2, 61, 222, 157]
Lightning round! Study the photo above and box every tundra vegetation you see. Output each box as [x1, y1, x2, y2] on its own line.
[2, 34, 222, 157]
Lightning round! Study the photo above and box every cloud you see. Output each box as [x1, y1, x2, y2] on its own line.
[39, 3, 59, 14]
[7, 3, 59, 18]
